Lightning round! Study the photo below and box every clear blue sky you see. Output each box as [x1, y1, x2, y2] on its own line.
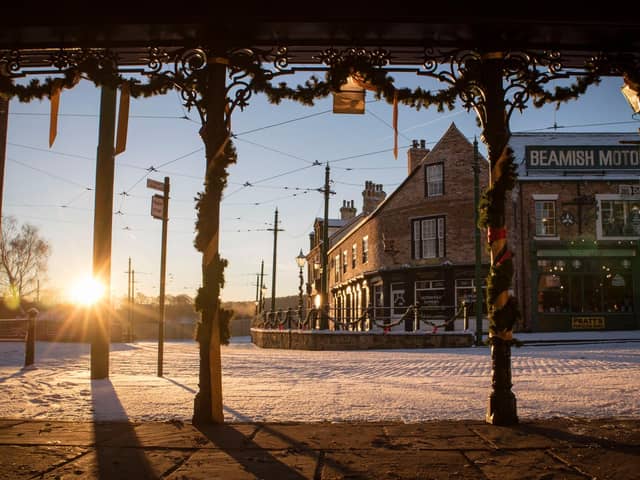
[3, 72, 638, 304]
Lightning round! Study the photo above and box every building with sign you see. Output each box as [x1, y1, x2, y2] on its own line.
[311, 124, 490, 330]
[509, 132, 640, 332]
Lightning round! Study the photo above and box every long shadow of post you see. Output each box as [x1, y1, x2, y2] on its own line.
[91, 379, 155, 479]
[193, 405, 362, 479]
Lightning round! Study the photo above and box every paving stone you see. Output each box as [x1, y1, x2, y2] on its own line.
[0, 445, 86, 479]
[42, 447, 192, 479]
[465, 449, 586, 480]
[0, 421, 130, 446]
[470, 422, 562, 449]
[321, 449, 478, 480]
[251, 422, 388, 451]
[384, 421, 489, 450]
[551, 446, 640, 480]
[168, 447, 318, 479]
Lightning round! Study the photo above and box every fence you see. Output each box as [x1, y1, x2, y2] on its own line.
[253, 303, 480, 334]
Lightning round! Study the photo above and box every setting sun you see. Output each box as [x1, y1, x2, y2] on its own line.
[69, 276, 106, 306]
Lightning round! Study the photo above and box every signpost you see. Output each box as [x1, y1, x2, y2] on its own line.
[148, 177, 170, 377]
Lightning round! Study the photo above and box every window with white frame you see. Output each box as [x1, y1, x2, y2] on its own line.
[362, 236, 369, 263]
[412, 216, 445, 259]
[598, 197, 640, 238]
[351, 243, 357, 269]
[455, 278, 487, 317]
[425, 163, 444, 197]
[334, 254, 340, 282]
[342, 250, 348, 274]
[535, 199, 557, 236]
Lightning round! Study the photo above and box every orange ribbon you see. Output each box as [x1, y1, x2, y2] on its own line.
[48, 80, 62, 147]
[115, 82, 130, 156]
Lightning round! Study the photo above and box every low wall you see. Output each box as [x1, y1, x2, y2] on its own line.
[251, 328, 474, 350]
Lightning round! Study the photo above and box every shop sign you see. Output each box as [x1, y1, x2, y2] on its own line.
[571, 316, 605, 329]
[525, 146, 640, 170]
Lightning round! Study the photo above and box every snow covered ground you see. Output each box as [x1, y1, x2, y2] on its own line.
[1, 331, 639, 423]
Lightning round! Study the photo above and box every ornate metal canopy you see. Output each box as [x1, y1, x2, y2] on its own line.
[1, 10, 640, 68]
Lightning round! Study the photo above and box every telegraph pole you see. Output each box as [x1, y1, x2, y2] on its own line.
[259, 259, 265, 313]
[473, 138, 484, 346]
[157, 176, 170, 377]
[268, 208, 284, 313]
[126, 257, 133, 342]
[0, 97, 8, 234]
[319, 164, 334, 329]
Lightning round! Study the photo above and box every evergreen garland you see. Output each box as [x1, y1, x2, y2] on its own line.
[0, 57, 179, 102]
[478, 146, 521, 338]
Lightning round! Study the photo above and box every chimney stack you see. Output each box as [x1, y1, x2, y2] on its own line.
[340, 200, 357, 220]
[362, 181, 387, 214]
[407, 138, 429, 175]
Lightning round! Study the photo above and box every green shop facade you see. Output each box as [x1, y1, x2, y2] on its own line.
[509, 132, 640, 332]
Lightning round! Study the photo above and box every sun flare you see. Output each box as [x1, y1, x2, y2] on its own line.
[69, 276, 105, 306]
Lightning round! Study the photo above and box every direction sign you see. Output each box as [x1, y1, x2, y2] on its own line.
[151, 194, 165, 219]
[147, 178, 164, 191]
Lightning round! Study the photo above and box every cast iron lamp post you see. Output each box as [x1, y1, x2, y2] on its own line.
[296, 249, 306, 322]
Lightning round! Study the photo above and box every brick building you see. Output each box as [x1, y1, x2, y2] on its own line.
[509, 132, 640, 332]
[307, 123, 490, 330]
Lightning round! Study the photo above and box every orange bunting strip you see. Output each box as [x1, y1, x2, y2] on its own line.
[48, 80, 62, 148]
[115, 83, 130, 156]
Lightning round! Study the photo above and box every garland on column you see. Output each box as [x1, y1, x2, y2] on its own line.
[477, 146, 521, 339]
[0, 57, 178, 102]
[193, 138, 237, 345]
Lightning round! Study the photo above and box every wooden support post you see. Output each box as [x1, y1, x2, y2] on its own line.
[193, 62, 226, 424]
[91, 85, 117, 380]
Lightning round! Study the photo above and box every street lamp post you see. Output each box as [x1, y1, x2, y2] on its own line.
[260, 285, 267, 314]
[296, 249, 306, 324]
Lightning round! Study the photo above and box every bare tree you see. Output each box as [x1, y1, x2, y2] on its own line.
[0, 216, 50, 303]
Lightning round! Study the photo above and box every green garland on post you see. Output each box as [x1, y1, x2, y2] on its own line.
[193, 139, 238, 345]
[477, 147, 521, 338]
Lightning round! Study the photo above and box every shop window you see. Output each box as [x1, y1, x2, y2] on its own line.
[415, 280, 444, 310]
[455, 278, 487, 317]
[412, 216, 445, 259]
[425, 163, 444, 197]
[391, 282, 407, 317]
[537, 257, 634, 314]
[535, 200, 557, 236]
[373, 284, 385, 323]
[599, 199, 640, 238]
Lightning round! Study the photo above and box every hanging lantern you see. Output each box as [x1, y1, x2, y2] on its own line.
[332, 76, 365, 114]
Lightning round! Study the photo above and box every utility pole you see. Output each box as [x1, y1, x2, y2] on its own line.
[0, 97, 8, 234]
[473, 138, 484, 347]
[126, 257, 133, 342]
[319, 164, 334, 329]
[267, 208, 284, 313]
[258, 259, 265, 313]
[131, 269, 135, 339]
[157, 176, 170, 377]
[254, 273, 260, 315]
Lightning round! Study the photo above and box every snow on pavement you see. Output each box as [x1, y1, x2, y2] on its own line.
[0, 333, 638, 423]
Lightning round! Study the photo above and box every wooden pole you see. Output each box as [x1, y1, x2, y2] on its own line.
[91, 85, 117, 380]
[193, 62, 226, 424]
[0, 97, 8, 235]
[157, 176, 170, 377]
